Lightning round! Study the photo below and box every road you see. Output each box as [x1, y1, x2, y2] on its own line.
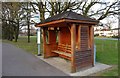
[2, 43, 68, 76]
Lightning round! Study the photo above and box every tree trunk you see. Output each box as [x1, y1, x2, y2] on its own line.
[8, 22, 13, 41]
[9, 24, 14, 41]
[27, 2, 30, 43]
[15, 20, 19, 42]
[27, 20, 30, 43]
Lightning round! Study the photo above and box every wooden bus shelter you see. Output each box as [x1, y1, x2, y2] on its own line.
[36, 11, 99, 73]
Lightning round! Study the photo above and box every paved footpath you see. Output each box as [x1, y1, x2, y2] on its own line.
[2, 43, 68, 76]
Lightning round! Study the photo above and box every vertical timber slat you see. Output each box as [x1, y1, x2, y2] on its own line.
[88, 26, 90, 48]
[43, 27, 47, 58]
[58, 30, 61, 44]
[71, 24, 76, 73]
[90, 26, 94, 66]
[78, 24, 81, 50]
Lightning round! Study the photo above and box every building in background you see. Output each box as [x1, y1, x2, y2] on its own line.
[94, 26, 119, 37]
[111, 28, 119, 36]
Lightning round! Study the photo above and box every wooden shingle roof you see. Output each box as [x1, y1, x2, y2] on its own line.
[36, 11, 99, 27]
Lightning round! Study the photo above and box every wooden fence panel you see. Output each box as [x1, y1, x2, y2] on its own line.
[75, 49, 92, 69]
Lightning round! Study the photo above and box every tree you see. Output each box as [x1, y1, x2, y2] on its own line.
[26, 2, 31, 43]
[2, 2, 15, 41]
[30, 0, 119, 22]
[2, 2, 34, 42]
[2, 2, 25, 42]
[105, 20, 116, 29]
[22, 2, 34, 43]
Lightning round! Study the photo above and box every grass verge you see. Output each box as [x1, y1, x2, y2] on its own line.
[2, 36, 40, 55]
[95, 39, 118, 76]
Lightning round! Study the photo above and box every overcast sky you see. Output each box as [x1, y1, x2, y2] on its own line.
[96, 0, 118, 28]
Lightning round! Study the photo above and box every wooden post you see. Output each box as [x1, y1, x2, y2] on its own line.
[58, 30, 61, 44]
[43, 27, 47, 58]
[90, 26, 94, 66]
[71, 24, 76, 73]
[78, 24, 81, 50]
[88, 26, 90, 48]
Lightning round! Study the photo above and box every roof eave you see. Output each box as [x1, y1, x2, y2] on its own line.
[35, 19, 99, 27]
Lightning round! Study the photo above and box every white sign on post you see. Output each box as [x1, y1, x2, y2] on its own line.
[37, 28, 41, 44]
[37, 28, 41, 56]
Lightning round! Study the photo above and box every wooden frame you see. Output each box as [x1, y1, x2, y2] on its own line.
[41, 23, 96, 73]
[36, 12, 98, 73]
[78, 25, 81, 50]
[42, 27, 47, 58]
[71, 24, 76, 73]
[90, 26, 94, 66]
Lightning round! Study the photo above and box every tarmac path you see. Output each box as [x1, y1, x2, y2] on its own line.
[2, 43, 68, 76]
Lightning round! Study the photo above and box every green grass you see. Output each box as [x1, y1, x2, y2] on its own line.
[94, 39, 118, 76]
[2, 36, 118, 76]
[100, 66, 118, 76]
[2, 36, 41, 55]
[95, 39, 118, 65]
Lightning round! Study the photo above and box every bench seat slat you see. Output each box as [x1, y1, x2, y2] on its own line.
[52, 50, 71, 57]
[52, 44, 72, 60]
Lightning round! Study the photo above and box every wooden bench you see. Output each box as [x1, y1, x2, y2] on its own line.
[52, 44, 72, 58]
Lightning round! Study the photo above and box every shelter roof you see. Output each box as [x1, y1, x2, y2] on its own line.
[36, 11, 99, 27]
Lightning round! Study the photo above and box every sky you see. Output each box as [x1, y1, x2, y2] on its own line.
[93, 0, 119, 29]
